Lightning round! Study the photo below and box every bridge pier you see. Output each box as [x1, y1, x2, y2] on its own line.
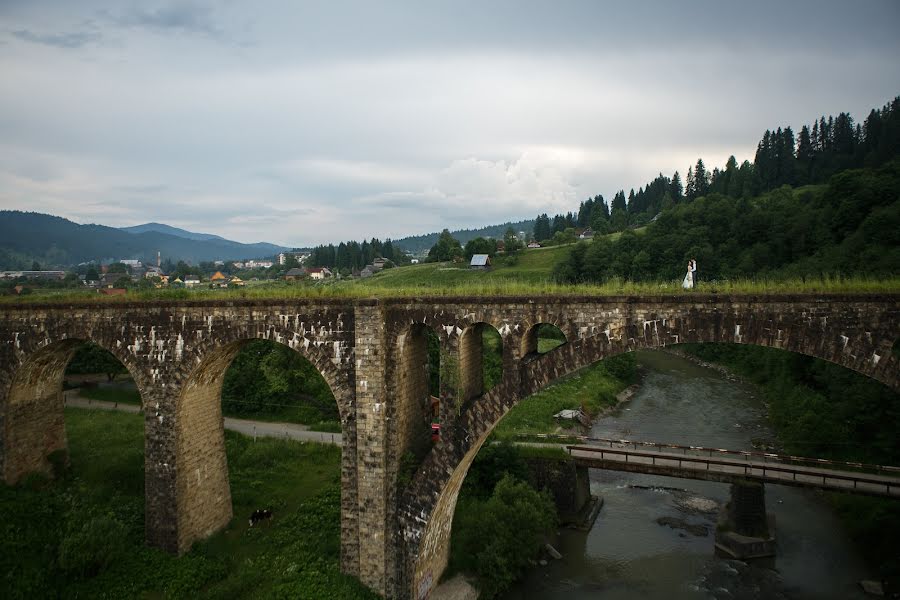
[715, 480, 776, 560]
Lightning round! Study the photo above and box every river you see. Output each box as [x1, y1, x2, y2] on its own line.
[502, 350, 872, 600]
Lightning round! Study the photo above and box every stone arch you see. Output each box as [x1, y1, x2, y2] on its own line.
[172, 335, 355, 554]
[1, 336, 149, 485]
[394, 323, 440, 470]
[521, 322, 568, 357]
[457, 322, 504, 404]
[401, 309, 900, 598]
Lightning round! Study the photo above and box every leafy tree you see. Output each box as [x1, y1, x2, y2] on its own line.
[503, 227, 523, 253]
[451, 474, 556, 598]
[66, 343, 127, 381]
[427, 229, 464, 262]
[106, 262, 130, 274]
[464, 237, 498, 260]
[85, 266, 100, 281]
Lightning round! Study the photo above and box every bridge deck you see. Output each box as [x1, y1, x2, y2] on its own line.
[566, 444, 900, 498]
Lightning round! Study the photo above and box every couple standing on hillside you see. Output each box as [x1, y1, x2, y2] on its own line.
[682, 259, 698, 289]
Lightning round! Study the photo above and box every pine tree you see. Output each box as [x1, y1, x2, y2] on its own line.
[694, 159, 709, 197]
[670, 171, 683, 200]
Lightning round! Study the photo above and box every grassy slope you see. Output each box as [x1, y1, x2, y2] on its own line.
[8, 236, 897, 304]
[0, 408, 376, 600]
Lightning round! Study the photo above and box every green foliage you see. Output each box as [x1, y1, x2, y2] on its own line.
[0, 408, 375, 599]
[65, 342, 127, 381]
[58, 514, 129, 577]
[222, 340, 338, 424]
[482, 327, 503, 392]
[396, 450, 419, 489]
[555, 161, 900, 283]
[427, 229, 465, 262]
[449, 474, 557, 598]
[680, 344, 900, 464]
[462, 442, 530, 501]
[493, 353, 635, 441]
[464, 237, 498, 260]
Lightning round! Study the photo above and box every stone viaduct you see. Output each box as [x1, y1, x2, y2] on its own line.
[1, 294, 898, 598]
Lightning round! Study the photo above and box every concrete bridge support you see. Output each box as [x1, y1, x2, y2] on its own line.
[715, 480, 776, 560]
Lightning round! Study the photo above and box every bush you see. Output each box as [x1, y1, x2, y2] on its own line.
[58, 515, 128, 577]
[450, 474, 557, 598]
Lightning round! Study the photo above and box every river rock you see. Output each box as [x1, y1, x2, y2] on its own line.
[656, 516, 709, 537]
[544, 543, 563, 560]
[860, 580, 885, 596]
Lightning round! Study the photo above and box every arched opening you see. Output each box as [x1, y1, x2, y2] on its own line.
[1, 340, 147, 593]
[414, 341, 900, 598]
[174, 338, 346, 553]
[3, 340, 144, 484]
[397, 324, 441, 485]
[521, 323, 567, 357]
[458, 322, 503, 403]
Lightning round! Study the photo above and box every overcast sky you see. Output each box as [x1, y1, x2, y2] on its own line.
[1, 1, 898, 246]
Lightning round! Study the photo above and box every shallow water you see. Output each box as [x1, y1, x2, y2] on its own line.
[502, 350, 871, 600]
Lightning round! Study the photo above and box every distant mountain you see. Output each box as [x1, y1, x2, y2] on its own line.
[120, 222, 227, 242]
[0, 211, 289, 269]
[393, 219, 535, 254]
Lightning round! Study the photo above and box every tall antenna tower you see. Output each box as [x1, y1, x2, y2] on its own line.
[157, 251, 161, 268]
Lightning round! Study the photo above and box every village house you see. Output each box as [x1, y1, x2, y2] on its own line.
[284, 267, 306, 281]
[306, 267, 333, 280]
[183, 276, 201, 288]
[243, 260, 273, 269]
[578, 228, 594, 239]
[210, 271, 228, 287]
[469, 254, 491, 270]
[278, 251, 309, 265]
[527, 241, 542, 248]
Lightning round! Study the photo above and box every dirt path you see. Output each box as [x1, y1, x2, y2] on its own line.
[64, 391, 343, 446]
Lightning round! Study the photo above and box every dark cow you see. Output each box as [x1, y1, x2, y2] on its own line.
[249, 508, 273, 527]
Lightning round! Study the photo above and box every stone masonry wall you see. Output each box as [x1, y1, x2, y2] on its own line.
[1, 294, 897, 600]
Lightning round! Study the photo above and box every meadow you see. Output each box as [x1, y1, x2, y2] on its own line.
[4, 240, 898, 306]
[0, 408, 376, 599]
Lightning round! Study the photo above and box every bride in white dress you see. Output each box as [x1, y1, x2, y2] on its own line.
[682, 260, 694, 289]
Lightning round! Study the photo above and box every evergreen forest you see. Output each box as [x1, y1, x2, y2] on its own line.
[545, 96, 900, 283]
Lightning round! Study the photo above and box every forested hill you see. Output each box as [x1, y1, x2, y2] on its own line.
[554, 159, 900, 283]
[393, 219, 535, 253]
[0, 212, 288, 269]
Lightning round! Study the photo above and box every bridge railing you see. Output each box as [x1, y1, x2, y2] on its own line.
[563, 445, 899, 497]
[517, 433, 900, 476]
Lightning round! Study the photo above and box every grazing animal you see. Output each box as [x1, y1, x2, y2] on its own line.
[249, 508, 273, 527]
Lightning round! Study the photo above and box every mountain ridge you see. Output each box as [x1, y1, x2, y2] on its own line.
[0, 211, 289, 269]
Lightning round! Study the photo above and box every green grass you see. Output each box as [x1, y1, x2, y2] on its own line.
[77, 386, 142, 406]
[70, 382, 342, 430]
[491, 354, 635, 441]
[0, 408, 376, 599]
[6, 249, 898, 305]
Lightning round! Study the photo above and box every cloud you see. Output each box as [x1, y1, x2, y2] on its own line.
[10, 28, 100, 48]
[104, 2, 223, 38]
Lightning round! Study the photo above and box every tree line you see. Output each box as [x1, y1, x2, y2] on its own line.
[554, 159, 900, 283]
[531, 96, 900, 242]
[306, 238, 409, 271]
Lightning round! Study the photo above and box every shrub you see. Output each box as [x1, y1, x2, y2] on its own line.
[451, 474, 557, 598]
[58, 515, 128, 577]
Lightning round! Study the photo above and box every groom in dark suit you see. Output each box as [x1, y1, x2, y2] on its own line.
[691, 259, 698, 288]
